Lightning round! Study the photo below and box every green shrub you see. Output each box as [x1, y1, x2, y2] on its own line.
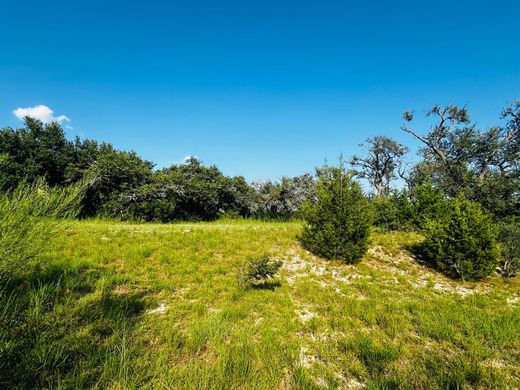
[411, 182, 448, 230]
[497, 221, 520, 277]
[83, 149, 153, 217]
[299, 166, 373, 263]
[237, 255, 283, 288]
[252, 174, 316, 219]
[372, 190, 414, 231]
[421, 194, 499, 280]
[373, 197, 400, 231]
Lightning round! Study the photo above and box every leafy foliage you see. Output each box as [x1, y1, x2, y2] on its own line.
[409, 182, 448, 230]
[401, 101, 520, 219]
[421, 194, 499, 280]
[0, 119, 153, 217]
[372, 190, 414, 231]
[497, 220, 520, 277]
[83, 149, 154, 216]
[0, 118, 74, 190]
[299, 165, 373, 262]
[109, 157, 259, 221]
[253, 174, 316, 219]
[1, 100, 519, 229]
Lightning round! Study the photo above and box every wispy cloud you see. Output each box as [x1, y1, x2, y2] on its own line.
[12, 105, 70, 124]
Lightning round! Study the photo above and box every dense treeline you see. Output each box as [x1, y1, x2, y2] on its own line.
[1, 100, 519, 279]
[2, 102, 518, 222]
[0, 118, 313, 221]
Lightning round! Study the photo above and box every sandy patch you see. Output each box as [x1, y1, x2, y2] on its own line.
[295, 308, 316, 323]
[146, 301, 168, 315]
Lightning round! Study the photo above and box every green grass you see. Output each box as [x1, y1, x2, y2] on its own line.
[2, 220, 519, 389]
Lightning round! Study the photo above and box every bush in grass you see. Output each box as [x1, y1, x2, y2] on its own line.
[237, 255, 283, 288]
[299, 166, 373, 263]
[421, 193, 499, 280]
[497, 220, 520, 277]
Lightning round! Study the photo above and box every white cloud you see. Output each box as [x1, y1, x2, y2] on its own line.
[182, 155, 198, 163]
[12, 105, 70, 124]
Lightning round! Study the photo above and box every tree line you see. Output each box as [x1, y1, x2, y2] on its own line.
[0, 117, 314, 221]
[2, 101, 518, 221]
[1, 100, 519, 279]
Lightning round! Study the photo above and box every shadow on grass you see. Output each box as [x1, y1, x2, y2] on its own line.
[405, 241, 432, 267]
[250, 280, 282, 291]
[405, 241, 461, 280]
[403, 242, 442, 273]
[0, 261, 147, 389]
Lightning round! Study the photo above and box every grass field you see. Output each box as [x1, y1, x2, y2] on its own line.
[3, 220, 520, 389]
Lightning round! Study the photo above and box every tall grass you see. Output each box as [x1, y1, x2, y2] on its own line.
[0, 181, 83, 387]
[0, 180, 82, 280]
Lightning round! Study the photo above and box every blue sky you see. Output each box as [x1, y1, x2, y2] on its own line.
[1, 0, 519, 181]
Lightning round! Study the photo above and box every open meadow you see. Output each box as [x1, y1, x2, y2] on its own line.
[3, 220, 519, 389]
[2, 2, 520, 388]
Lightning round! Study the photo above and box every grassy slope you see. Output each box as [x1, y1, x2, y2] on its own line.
[10, 220, 520, 389]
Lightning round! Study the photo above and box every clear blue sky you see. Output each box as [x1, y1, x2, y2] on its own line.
[1, 0, 519, 181]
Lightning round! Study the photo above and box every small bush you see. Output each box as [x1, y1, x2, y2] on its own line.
[497, 221, 520, 277]
[237, 255, 283, 288]
[299, 166, 372, 263]
[421, 194, 499, 281]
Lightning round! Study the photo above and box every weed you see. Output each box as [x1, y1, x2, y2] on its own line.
[237, 255, 283, 289]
